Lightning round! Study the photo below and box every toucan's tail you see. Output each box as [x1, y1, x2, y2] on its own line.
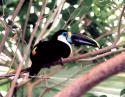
[29, 63, 41, 77]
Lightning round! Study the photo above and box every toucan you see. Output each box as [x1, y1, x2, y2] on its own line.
[29, 30, 100, 76]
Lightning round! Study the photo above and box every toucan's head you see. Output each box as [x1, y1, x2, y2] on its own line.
[51, 30, 100, 48]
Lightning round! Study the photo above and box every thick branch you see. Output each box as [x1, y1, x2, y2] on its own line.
[53, 52, 125, 97]
[0, 45, 120, 79]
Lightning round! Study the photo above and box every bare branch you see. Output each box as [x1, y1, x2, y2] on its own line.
[22, 0, 33, 44]
[42, 0, 66, 39]
[63, 45, 119, 63]
[36, 0, 66, 42]
[113, 5, 125, 45]
[95, 31, 113, 41]
[23, 0, 47, 69]
[79, 47, 125, 61]
[0, 45, 120, 79]
[0, 0, 25, 53]
[5, 63, 23, 97]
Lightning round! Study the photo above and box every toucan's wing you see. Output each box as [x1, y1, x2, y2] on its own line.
[29, 62, 41, 76]
[29, 41, 71, 76]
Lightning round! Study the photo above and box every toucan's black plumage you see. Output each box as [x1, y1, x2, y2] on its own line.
[29, 30, 99, 76]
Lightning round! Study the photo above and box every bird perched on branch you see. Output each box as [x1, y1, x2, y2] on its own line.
[29, 30, 100, 76]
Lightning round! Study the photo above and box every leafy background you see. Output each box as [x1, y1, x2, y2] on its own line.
[0, 0, 125, 97]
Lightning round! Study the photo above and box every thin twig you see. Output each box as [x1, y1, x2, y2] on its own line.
[7, 34, 21, 74]
[23, 0, 47, 66]
[62, 1, 81, 29]
[41, 0, 66, 40]
[39, 87, 50, 97]
[36, 0, 66, 42]
[0, 0, 25, 53]
[79, 47, 125, 61]
[5, 1, 26, 96]
[95, 31, 113, 41]
[27, 70, 58, 97]
[11, 0, 25, 21]
[39, 65, 88, 97]
[1, 0, 4, 17]
[113, 5, 125, 45]
[63, 45, 119, 63]
[22, 0, 33, 45]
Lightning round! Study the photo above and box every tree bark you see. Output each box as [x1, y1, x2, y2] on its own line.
[53, 52, 125, 97]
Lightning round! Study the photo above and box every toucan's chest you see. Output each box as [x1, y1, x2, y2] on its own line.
[30, 41, 71, 64]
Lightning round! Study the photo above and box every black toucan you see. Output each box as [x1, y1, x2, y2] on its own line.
[29, 30, 100, 76]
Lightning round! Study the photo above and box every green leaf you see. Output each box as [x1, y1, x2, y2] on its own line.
[62, 6, 75, 21]
[62, 10, 70, 21]
[84, 0, 93, 6]
[0, 79, 11, 91]
[99, 95, 107, 97]
[71, 5, 91, 17]
[70, 22, 79, 32]
[84, 93, 97, 97]
[53, 19, 65, 32]
[28, 13, 38, 25]
[0, 34, 3, 42]
[100, 10, 108, 18]
[92, 5, 100, 16]
[68, 6, 75, 13]
[120, 88, 125, 96]
[16, 87, 27, 97]
[77, 6, 91, 17]
[47, 0, 56, 9]
[66, 0, 79, 5]
[19, 0, 29, 17]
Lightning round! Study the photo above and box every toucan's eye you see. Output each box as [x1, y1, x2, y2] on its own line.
[62, 32, 67, 37]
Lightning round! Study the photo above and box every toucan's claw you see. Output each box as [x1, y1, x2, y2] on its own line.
[59, 57, 64, 66]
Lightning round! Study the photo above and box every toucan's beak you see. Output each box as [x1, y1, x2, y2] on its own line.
[71, 34, 100, 48]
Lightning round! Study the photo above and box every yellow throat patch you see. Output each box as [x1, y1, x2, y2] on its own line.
[68, 32, 72, 38]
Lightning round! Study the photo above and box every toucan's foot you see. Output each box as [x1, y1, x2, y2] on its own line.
[59, 58, 64, 67]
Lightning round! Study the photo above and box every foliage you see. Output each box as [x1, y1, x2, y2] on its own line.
[120, 88, 125, 97]
[0, 0, 125, 97]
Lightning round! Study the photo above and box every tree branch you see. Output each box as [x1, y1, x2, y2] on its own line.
[0, 45, 120, 79]
[95, 31, 113, 41]
[63, 45, 119, 63]
[0, 0, 25, 53]
[36, 0, 66, 42]
[113, 5, 125, 45]
[42, 0, 66, 39]
[22, 0, 33, 44]
[53, 52, 125, 97]
[78, 47, 125, 61]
